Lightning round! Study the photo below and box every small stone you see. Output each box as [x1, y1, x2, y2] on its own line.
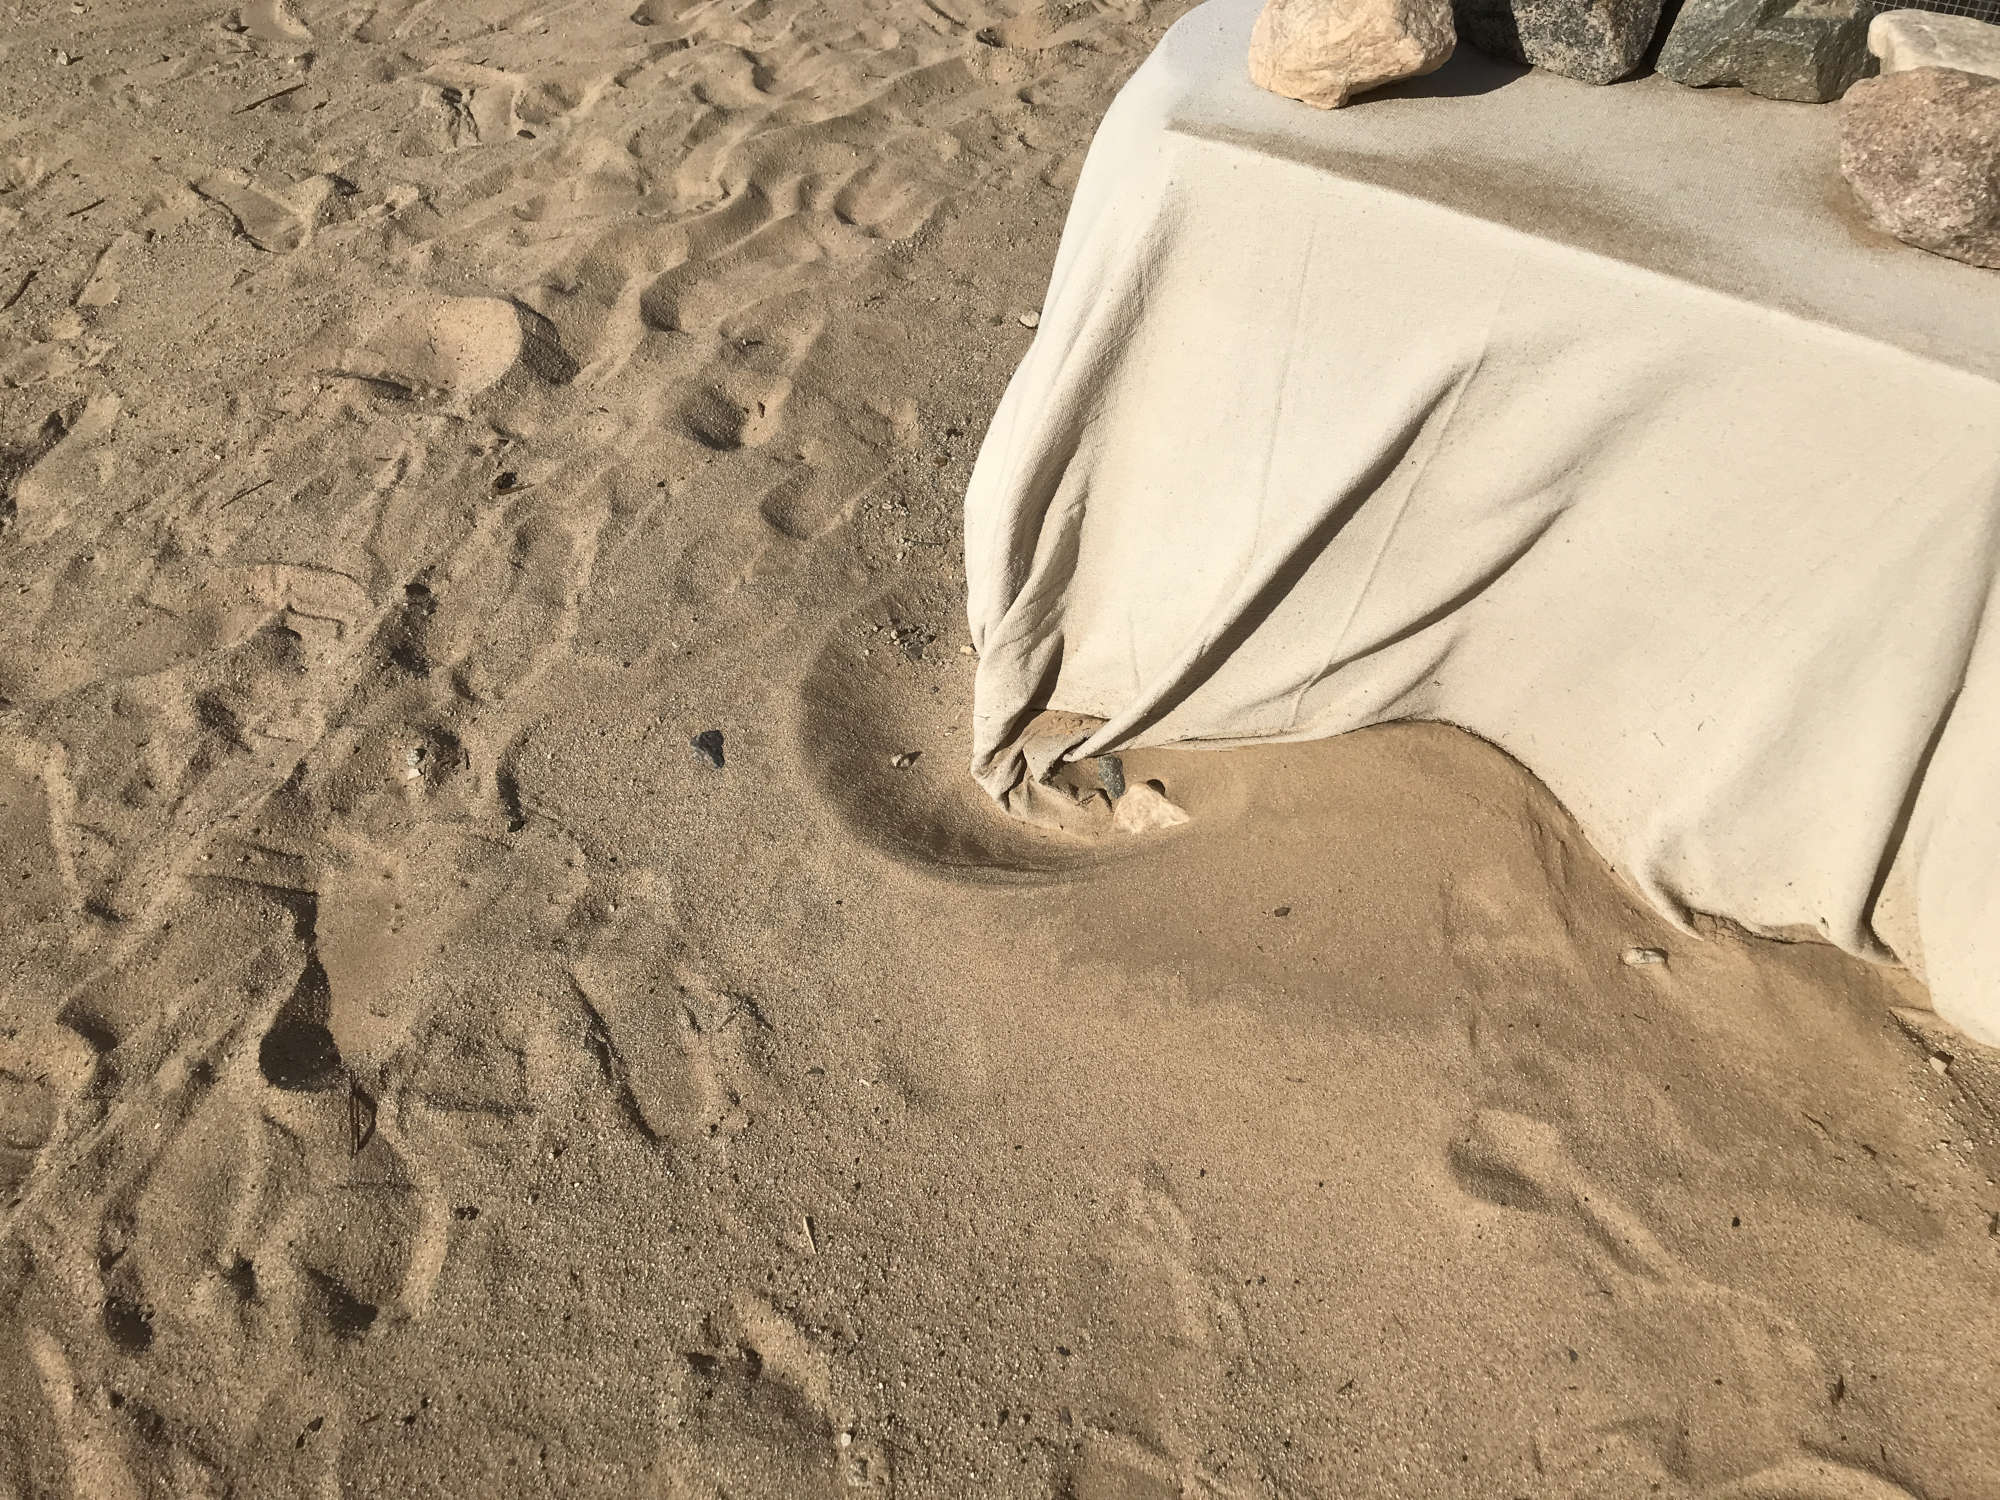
[890, 750, 921, 769]
[1453, 0, 1660, 84]
[1250, 0, 1457, 109]
[1622, 946, 1667, 966]
[1111, 781, 1191, 835]
[1273, 905, 1292, 917]
[1017, 310, 1041, 328]
[1842, 67, 2000, 270]
[1095, 754, 1126, 800]
[959, 644, 975, 655]
[1929, 1053, 1952, 1075]
[836, 1432, 853, 1450]
[1869, 10, 2000, 82]
[691, 729, 725, 769]
[1657, 0, 1870, 103]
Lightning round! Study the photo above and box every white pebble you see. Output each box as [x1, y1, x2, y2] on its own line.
[1621, 946, 1667, 967]
[1018, 310, 1040, 329]
[1112, 781, 1190, 835]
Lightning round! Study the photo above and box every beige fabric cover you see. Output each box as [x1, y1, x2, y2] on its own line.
[963, 0, 2000, 1041]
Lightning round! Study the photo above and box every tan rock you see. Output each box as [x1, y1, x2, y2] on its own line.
[1868, 9, 2000, 82]
[1249, 0, 1457, 109]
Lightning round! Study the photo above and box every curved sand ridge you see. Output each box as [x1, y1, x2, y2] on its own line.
[2, 0, 1998, 1495]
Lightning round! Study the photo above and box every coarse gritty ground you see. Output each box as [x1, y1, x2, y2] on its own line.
[1, 0, 1997, 1496]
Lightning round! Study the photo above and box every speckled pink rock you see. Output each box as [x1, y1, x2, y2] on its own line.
[1842, 66, 2000, 270]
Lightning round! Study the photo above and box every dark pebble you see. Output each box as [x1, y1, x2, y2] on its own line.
[1095, 754, 1126, 800]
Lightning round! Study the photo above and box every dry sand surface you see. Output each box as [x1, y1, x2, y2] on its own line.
[2, 0, 1999, 1495]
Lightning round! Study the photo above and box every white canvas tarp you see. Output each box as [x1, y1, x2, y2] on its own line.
[963, 0, 2000, 1041]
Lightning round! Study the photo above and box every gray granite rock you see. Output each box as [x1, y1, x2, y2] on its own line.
[1452, 0, 1662, 83]
[1842, 66, 2000, 269]
[1657, 0, 1871, 102]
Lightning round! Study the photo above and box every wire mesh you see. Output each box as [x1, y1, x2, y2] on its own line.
[1864, 0, 2000, 25]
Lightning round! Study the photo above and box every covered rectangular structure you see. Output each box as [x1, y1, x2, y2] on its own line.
[965, 0, 2000, 1040]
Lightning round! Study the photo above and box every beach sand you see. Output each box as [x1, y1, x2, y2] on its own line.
[1, 0, 1997, 1494]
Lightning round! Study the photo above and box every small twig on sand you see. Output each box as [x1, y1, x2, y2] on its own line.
[0, 268, 35, 312]
[218, 477, 275, 510]
[235, 81, 308, 114]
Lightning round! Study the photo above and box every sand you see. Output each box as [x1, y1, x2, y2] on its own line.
[1, 0, 1997, 1495]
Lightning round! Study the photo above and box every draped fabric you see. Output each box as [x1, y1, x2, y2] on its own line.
[963, 0, 2000, 1041]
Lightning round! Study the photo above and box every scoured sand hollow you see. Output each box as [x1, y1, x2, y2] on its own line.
[0, 0, 1995, 1495]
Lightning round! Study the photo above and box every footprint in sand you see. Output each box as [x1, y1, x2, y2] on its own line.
[2, 905, 450, 1493]
[193, 171, 336, 253]
[26, 617, 325, 924]
[419, 64, 534, 149]
[232, 0, 312, 52]
[2, 395, 120, 545]
[831, 151, 963, 241]
[1448, 1103, 1916, 1494]
[0, 737, 80, 938]
[678, 291, 825, 452]
[680, 366, 794, 451]
[641, 213, 825, 336]
[1435, 860, 1928, 1497]
[569, 947, 769, 1150]
[1448, 1108, 1678, 1285]
[646, 278, 928, 542]
[1068, 1430, 1181, 1500]
[1059, 1173, 1256, 1499]
[228, 916, 454, 1345]
[0, 1068, 58, 1196]
[653, 1293, 889, 1495]
[0, 410, 77, 538]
